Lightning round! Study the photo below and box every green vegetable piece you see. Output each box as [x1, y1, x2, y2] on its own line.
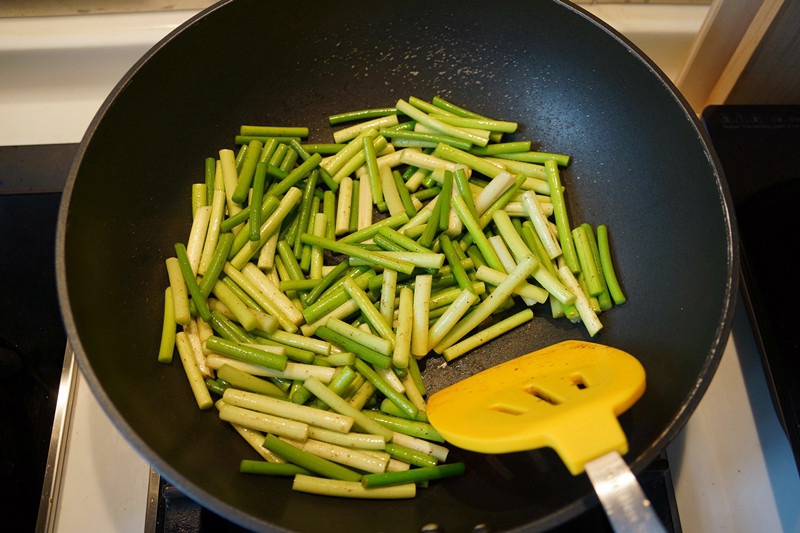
[341, 277, 395, 344]
[363, 135, 384, 207]
[299, 234, 415, 275]
[494, 150, 571, 167]
[315, 326, 391, 370]
[204, 378, 228, 397]
[572, 224, 604, 297]
[239, 125, 309, 138]
[438, 234, 474, 294]
[205, 335, 287, 371]
[261, 434, 362, 482]
[302, 261, 350, 306]
[380, 129, 473, 151]
[384, 443, 438, 468]
[597, 224, 627, 305]
[158, 287, 176, 364]
[579, 223, 613, 311]
[419, 195, 443, 249]
[451, 195, 504, 273]
[390, 169, 417, 218]
[216, 364, 286, 397]
[339, 211, 410, 244]
[328, 107, 397, 125]
[165, 257, 191, 326]
[544, 160, 580, 273]
[175, 332, 213, 410]
[362, 409, 443, 442]
[302, 377, 393, 440]
[396, 99, 488, 147]
[174, 243, 211, 322]
[204, 157, 216, 204]
[268, 152, 322, 197]
[362, 463, 465, 488]
[232, 140, 263, 204]
[209, 311, 250, 343]
[240, 460, 312, 477]
[354, 359, 418, 420]
[210, 280, 258, 331]
[438, 170, 453, 231]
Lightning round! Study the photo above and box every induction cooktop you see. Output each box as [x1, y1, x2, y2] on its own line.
[703, 104, 800, 474]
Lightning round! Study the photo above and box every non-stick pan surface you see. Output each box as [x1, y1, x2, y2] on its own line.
[56, 1, 738, 531]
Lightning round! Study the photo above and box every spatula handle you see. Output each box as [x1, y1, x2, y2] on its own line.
[584, 451, 667, 533]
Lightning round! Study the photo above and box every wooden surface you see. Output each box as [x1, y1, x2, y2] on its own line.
[725, 0, 800, 104]
[675, 0, 788, 112]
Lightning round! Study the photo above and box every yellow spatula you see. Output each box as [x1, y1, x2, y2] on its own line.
[427, 340, 667, 533]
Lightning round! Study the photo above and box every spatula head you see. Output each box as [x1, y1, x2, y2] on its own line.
[426, 340, 646, 475]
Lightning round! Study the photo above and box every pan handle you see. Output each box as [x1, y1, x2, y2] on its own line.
[584, 451, 667, 533]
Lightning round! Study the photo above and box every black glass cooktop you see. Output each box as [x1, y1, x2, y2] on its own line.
[703, 105, 800, 474]
[0, 143, 75, 532]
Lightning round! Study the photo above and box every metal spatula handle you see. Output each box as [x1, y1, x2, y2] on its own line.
[584, 451, 667, 533]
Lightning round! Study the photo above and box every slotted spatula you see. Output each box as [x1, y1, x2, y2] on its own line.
[426, 340, 667, 533]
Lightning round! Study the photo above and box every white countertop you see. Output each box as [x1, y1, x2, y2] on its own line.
[668, 300, 799, 532]
[2, 7, 797, 532]
[52, 361, 151, 532]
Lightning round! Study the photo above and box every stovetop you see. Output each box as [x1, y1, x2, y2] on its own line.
[5, 7, 799, 531]
[0, 144, 74, 532]
[702, 105, 800, 473]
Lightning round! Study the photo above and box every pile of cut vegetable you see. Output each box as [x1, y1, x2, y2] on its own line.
[158, 95, 627, 499]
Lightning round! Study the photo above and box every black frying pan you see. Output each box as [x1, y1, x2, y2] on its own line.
[56, 0, 738, 531]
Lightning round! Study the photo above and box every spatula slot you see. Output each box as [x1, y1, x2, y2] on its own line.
[489, 404, 527, 416]
[524, 386, 561, 406]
